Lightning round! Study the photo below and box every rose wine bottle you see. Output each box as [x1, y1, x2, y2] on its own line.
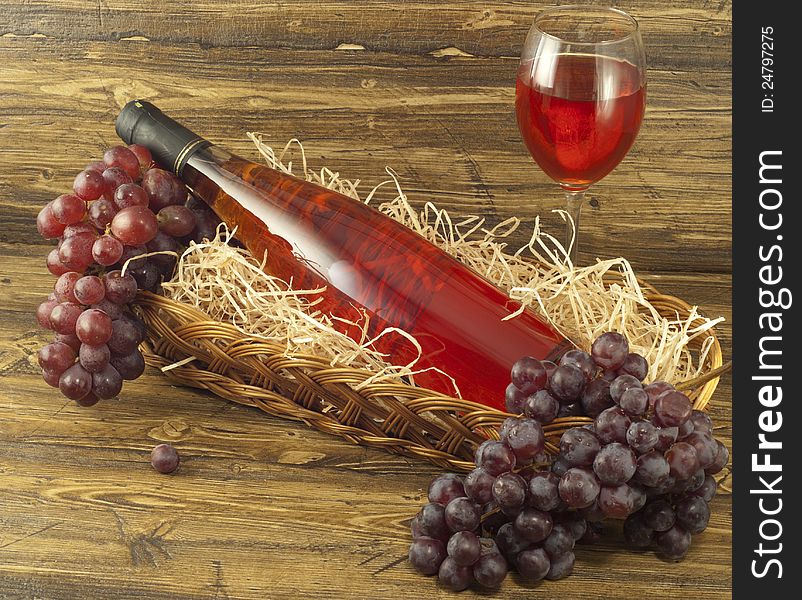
[116, 100, 573, 410]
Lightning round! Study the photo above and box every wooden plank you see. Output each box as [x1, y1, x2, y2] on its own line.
[0, 40, 730, 271]
[0, 0, 731, 71]
[0, 260, 732, 599]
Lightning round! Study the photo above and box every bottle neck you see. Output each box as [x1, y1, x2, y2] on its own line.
[180, 144, 238, 194]
[116, 100, 214, 174]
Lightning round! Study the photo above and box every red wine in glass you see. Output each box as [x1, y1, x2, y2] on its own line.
[515, 7, 646, 262]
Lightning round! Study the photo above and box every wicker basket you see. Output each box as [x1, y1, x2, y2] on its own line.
[136, 273, 727, 473]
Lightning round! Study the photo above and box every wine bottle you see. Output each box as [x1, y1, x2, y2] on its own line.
[116, 100, 573, 410]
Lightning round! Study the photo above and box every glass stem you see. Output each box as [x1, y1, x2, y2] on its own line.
[564, 189, 585, 265]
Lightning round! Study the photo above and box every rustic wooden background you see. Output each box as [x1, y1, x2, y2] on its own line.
[0, 1, 731, 598]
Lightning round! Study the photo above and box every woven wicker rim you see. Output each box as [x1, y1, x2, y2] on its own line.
[137, 272, 727, 473]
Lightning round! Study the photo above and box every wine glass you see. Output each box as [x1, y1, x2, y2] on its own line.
[515, 5, 646, 263]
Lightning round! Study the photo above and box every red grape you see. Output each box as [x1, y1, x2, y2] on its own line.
[58, 363, 92, 400]
[42, 368, 62, 388]
[428, 473, 466, 506]
[37, 203, 66, 238]
[38, 342, 77, 375]
[619, 353, 649, 381]
[103, 270, 138, 304]
[55, 332, 82, 353]
[593, 442, 637, 485]
[91, 298, 125, 321]
[438, 556, 471, 591]
[559, 427, 600, 467]
[514, 508, 553, 543]
[446, 530, 482, 567]
[683, 432, 718, 470]
[102, 167, 133, 198]
[591, 332, 629, 370]
[147, 230, 181, 276]
[58, 232, 96, 271]
[559, 467, 600, 508]
[477, 441, 516, 476]
[74, 275, 105, 305]
[113, 183, 149, 210]
[492, 473, 527, 512]
[51, 194, 86, 225]
[626, 421, 659, 454]
[549, 364, 585, 402]
[560, 350, 597, 380]
[55, 271, 82, 303]
[463, 468, 494, 504]
[187, 207, 221, 243]
[63, 222, 97, 238]
[675, 495, 710, 535]
[49, 302, 84, 335]
[595, 406, 632, 445]
[619, 387, 649, 417]
[111, 206, 158, 245]
[655, 525, 691, 561]
[91, 363, 123, 399]
[75, 308, 113, 345]
[654, 391, 693, 427]
[472, 546, 508, 588]
[523, 389, 559, 423]
[528, 471, 561, 512]
[46, 248, 71, 276]
[610, 374, 642, 403]
[110, 349, 146, 380]
[104, 145, 141, 180]
[634, 450, 671, 487]
[415, 502, 450, 542]
[127, 260, 160, 292]
[705, 440, 729, 475]
[598, 484, 637, 519]
[85, 160, 105, 173]
[116, 244, 148, 270]
[665, 442, 700, 480]
[121, 313, 147, 340]
[516, 547, 551, 581]
[92, 235, 124, 266]
[505, 418, 544, 463]
[444, 497, 481, 532]
[128, 144, 153, 172]
[141, 168, 186, 212]
[75, 391, 100, 407]
[73, 169, 105, 200]
[87, 198, 119, 230]
[410, 536, 447, 575]
[157, 205, 196, 237]
[79, 343, 111, 373]
[545, 551, 574, 580]
[107, 318, 143, 355]
[580, 378, 613, 417]
[510, 356, 547, 394]
[151, 443, 180, 474]
[36, 298, 59, 330]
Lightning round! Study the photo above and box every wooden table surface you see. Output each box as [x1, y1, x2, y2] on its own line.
[0, 1, 731, 598]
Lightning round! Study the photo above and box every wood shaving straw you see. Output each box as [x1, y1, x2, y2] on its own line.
[159, 135, 724, 393]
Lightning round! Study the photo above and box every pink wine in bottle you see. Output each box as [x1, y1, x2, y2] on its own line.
[116, 101, 573, 410]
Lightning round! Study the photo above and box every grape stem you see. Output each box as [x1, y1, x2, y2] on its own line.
[120, 250, 179, 277]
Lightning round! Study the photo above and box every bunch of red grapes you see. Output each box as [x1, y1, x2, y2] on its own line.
[34, 144, 220, 406]
[408, 332, 729, 591]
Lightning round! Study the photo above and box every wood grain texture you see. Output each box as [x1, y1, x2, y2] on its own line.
[0, 0, 731, 598]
